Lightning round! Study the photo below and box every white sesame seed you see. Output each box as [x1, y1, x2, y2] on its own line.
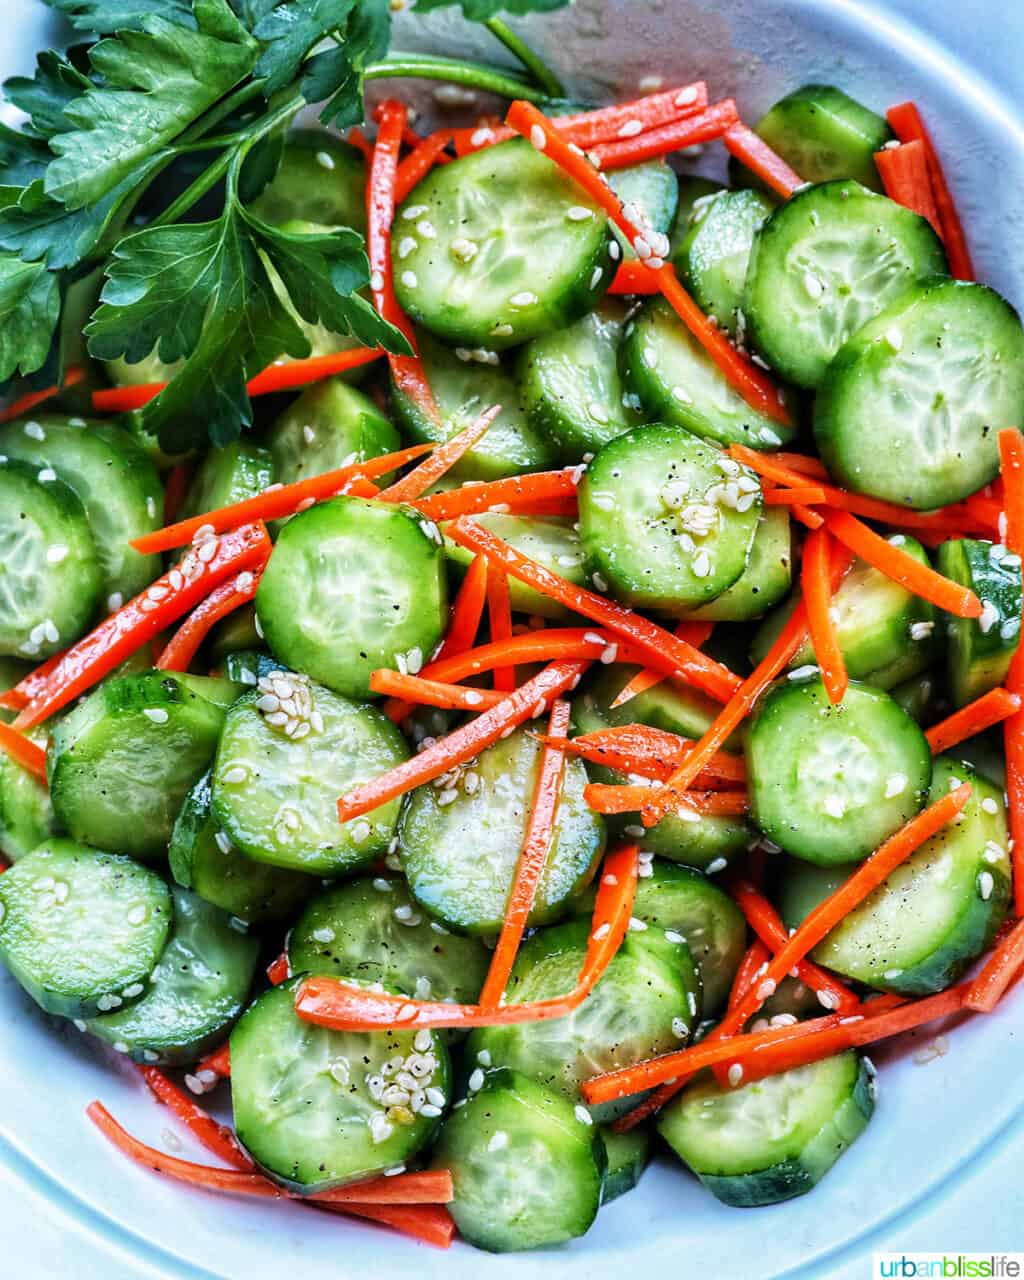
[37, 467, 57, 483]
[591, 922, 610, 942]
[706, 857, 728, 874]
[143, 708, 169, 725]
[529, 124, 546, 151]
[510, 291, 537, 308]
[617, 118, 644, 137]
[978, 871, 994, 900]
[23, 421, 45, 441]
[590, 266, 603, 290]
[468, 1068, 485, 1092]
[978, 601, 999, 634]
[370, 270, 384, 292]
[727, 1064, 744, 1087]
[982, 797, 1000, 815]
[884, 773, 907, 798]
[574, 1104, 593, 1125]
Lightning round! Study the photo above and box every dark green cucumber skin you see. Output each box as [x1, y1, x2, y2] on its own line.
[599, 1125, 651, 1203]
[248, 130, 367, 235]
[181, 441, 273, 521]
[937, 539, 1022, 707]
[675, 189, 775, 335]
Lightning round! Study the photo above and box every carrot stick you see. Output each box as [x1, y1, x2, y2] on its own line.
[266, 952, 289, 985]
[319, 1202, 456, 1249]
[135, 1066, 253, 1170]
[15, 524, 272, 730]
[132, 444, 431, 554]
[546, 722, 745, 784]
[394, 129, 452, 203]
[410, 468, 580, 522]
[395, 628, 646, 687]
[801, 527, 848, 704]
[374, 670, 506, 716]
[610, 620, 713, 708]
[874, 140, 942, 237]
[886, 102, 974, 280]
[998, 429, 1024, 555]
[0, 723, 48, 782]
[197, 1043, 230, 1079]
[608, 260, 660, 295]
[377, 405, 500, 503]
[479, 699, 571, 1008]
[588, 99, 739, 170]
[584, 782, 747, 816]
[762, 484, 829, 507]
[925, 687, 1021, 755]
[722, 121, 804, 199]
[0, 365, 84, 423]
[336, 660, 590, 822]
[162, 462, 193, 526]
[486, 561, 515, 693]
[346, 127, 374, 161]
[447, 518, 740, 702]
[155, 565, 265, 672]
[730, 939, 772, 1010]
[790, 503, 825, 531]
[504, 100, 790, 428]
[964, 916, 1024, 1012]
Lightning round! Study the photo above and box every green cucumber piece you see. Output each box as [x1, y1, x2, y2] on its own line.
[608, 158, 679, 257]
[686, 508, 792, 621]
[676, 189, 775, 336]
[181, 441, 273, 521]
[600, 1124, 651, 1202]
[890, 670, 940, 724]
[670, 177, 726, 254]
[937, 539, 1022, 706]
[0, 839, 171, 1017]
[746, 181, 947, 388]
[248, 130, 367, 235]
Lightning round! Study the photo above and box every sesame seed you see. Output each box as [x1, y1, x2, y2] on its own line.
[510, 291, 537, 307]
[470, 127, 494, 147]
[23, 421, 45, 441]
[143, 708, 169, 725]
[567, 205, 593, 222]
[590, 266, 603, 290]
[982, 797, 1000, 815]
[727, 1064, 744, 1087]
[706, 857, 728, 874]
[909, 620, 934, 640]
[37, 467, 57, 483]
[756, 979, 777, 1000]
[468, 1068, 485, 1092]
[574, 1104, 593, 1125]
[529, 124, 546, 151]
[978, 871, 994, 900]
[400, 270, 418, 289]
[370, 270, 384, 292]
[591, 922, 610, 942]
[675, 85, 699, 106]
[884, 774, 907, 798]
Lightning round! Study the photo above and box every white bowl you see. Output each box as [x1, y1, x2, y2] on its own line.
[2, 1, 1023, 1275]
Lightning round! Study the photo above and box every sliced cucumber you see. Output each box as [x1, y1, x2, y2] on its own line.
[938, 539, 1022, 706]
[86, 885, 258, 1065]
[518, 301, 646, 460]
[0, 459, 102, 659]
[890, 670, 939, 724]
[815, 278, 1024, 508]
[169, 772, 313, 924]
[431, 1066, 603, 1253]
[256, 495, 447, 700]
[181, 441, 273, 521]
[745, 85, 893, 191]
[212, 677, 409, 876]
[658, 1051, 875, 1207]
[581, 661, 725, 742]
[0, 839, 171, 1017]
[468, 920, 701, 1118]
[399, 725, 604, 935]
[745, 181, 946, 388]
[686, 508, 792, 622]
[231, 979, 450, 1193]
[781, 756, 1011, 994]
[391, 329, 557, 481]
[670, 177, 726, 254]
[747, 676, 932, 865]
[393, 138, 614, 349]
[48, 670, 226, 859]
[287, 875, 490, 1005]
[580, 423, 762, 614]
[675, 189, 775, 336]
[600, 1124, 651, 1203]
[0, 417, 162, 603]
[209, 608, 263, 662]
[608, 158, 679, 257]
[247, 130, 367, 236]
[443, 513, 585, 621]
[620, 298, 797, 448]
[0, 721, 57, 862]
[751, 535, 939, 686]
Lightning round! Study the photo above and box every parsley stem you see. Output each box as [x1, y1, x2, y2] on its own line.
[364, 53, 550, 104]
[483, 17, 565, 99]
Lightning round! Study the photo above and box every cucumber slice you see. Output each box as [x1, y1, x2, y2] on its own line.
[212, 677, 409, 876]
[675, 189, 775, 336]
[0, 459, 102, 659]
[255, 495, 447, 700]
[518, 301, 647, 460]
[400, 725, 604, 935]
[48, 670, 226, 859]
[431, 1066, 603, 1253]
[443, 513, 585, 621]
[391, 329, 557, 481]
[745, 181, 947, 388]
[169, 772, 313, 924]
[890, 670, 939, 724]
[751, 535, 939, 686]
[581, 662, 725, 742]
[686, 508, 792, 621]
[247, 130, 367, 235]
[288, 875, 490, 1005]
[747, 676, 932, 865]
[621, 298, 797, 448]
[222, 649, 289, 686]
[608, 159, 679, 258]
[86, 885, 258, 1065]
[0, 417, 162, 603]
[658, 1051, 875, 1207]
[231, 979, 450, 1192]
[0, 839, 171, 1017]
[745, 85, 893, 192]
[580, 423, 763, 614]
[393, 139, 614, 349]
[0, 673, 57, 859]
[209, 608, 263, 662]
[938, 539, 1022, 706]
[468, 920, 701, 1119]
[670, 177, 726, 254]
[815, 278, 1024, 508]
[781, 757, 1012, 995]
[181, 441, 273, 521]
[600, 1124, 650, 1203]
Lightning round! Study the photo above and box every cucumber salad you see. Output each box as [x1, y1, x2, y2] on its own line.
[2, 0, 1024, 1257]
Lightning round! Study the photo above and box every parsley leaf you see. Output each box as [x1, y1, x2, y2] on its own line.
[412, 0, 570, 18]
[42, 0, 197, 34]
[0, 123, 49, 190]
[0, 254, 60, 382]
[3, 50, 93, 139]
[252, 0, 355, 96]
[44, 0, 258, 211]
[303, 0, 392, 129]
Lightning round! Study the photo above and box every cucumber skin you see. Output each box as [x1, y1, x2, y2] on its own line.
[0, 727, 58, 862]
[599, 1125, 650, 1203]
[686, 508, 792, 622]
[676, 189, 775, 335]
[937, 539, 1022, 707]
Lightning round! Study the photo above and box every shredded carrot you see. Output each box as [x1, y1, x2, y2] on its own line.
[155, 565, 266, 673]
[0, 365, 84, 423]
[394, 129, 453, 203]
[504, 101, 790, 428]
[377, 405, 500, 503]
[730, 939, 772, 1010]
[447, 518, 740, 703]
[318, 1202, 456, 1249]
[132, 443, 431, 554]
[998, 429, 1024, 555]
[197, 1043, 231, 1079]
[162, 462, 193, 526]
[925, 687, 1021, 755]
[801, 527, 848, 704]
[410, 468, 580, 522]
[0, 649, 66, 712]
[374, 669, 505, 716]
[486, 560, 515, 693]
[346, 127, 374, 161]
[136, 1066, 253, 1170]
[610, 620, 713, 708]
[608, 260, 660, 295]
[584, 782, 748, 816]
[479, 699, 571, 1008]
[789, 503, 826, 530]
[337, 660, 589, 822]
[964, 916, 1024, 1012]
[266, 952, 289, 985]
[0, 723, 48, 782]
[722, 121, 804, 199]
[762, 484, 828, 507]
[545, 722, 745, 785]
[589, 99, 739, 170]
[874, 140, 942, 237]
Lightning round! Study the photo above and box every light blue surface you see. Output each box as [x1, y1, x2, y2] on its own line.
[1, 1, 1022, 1276]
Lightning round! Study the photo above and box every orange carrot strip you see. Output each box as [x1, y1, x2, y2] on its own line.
[998, 429, 1024, 555]
[447, 518, 740, 702]
[197, 1043, 231, 1079]
[584, 782, 748, 816]
[266, 952, 289, 985]
[162, 462, 193, 525]
[479, 699, 571, 1008]
[486, 560, 515, 692]
[337, 660, 590, 822]
[0, 365, 84, 423]
[589, 99, 739, 170]
[874, 140, 942, 236]
[824, 510, 981, 619]
[504, 100, 790, 427]
[730, 939, 772, 1010]
[377, 405, 500, 503]
[762, 485, 828, 506]
[394, 129, 453, 203]
[155, 565, 265, 672]
[0, 723, 48, 782]
[925, 687, 1021, 755]
[132, 444, 431, 554]
[374, 670, 505, 716]
[136, 1066, 253, 1170]
[964, 916, 1024, 1012]
[610, 620, 714, 708]
[790, 503, 825, 531]
[346, 127, 374, 161]
[801, 527, 848, 704]
[547, 722, 745, 784]
[410, 468, 580, 522]
[406, 628, 647, 686]
[319, 1202, 456, 1249]
[722, 121, 804, 199]
[608, 260, 660, 295]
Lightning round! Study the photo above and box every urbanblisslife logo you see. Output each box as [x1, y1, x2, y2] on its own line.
[874, 1257, 1024, 1278]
